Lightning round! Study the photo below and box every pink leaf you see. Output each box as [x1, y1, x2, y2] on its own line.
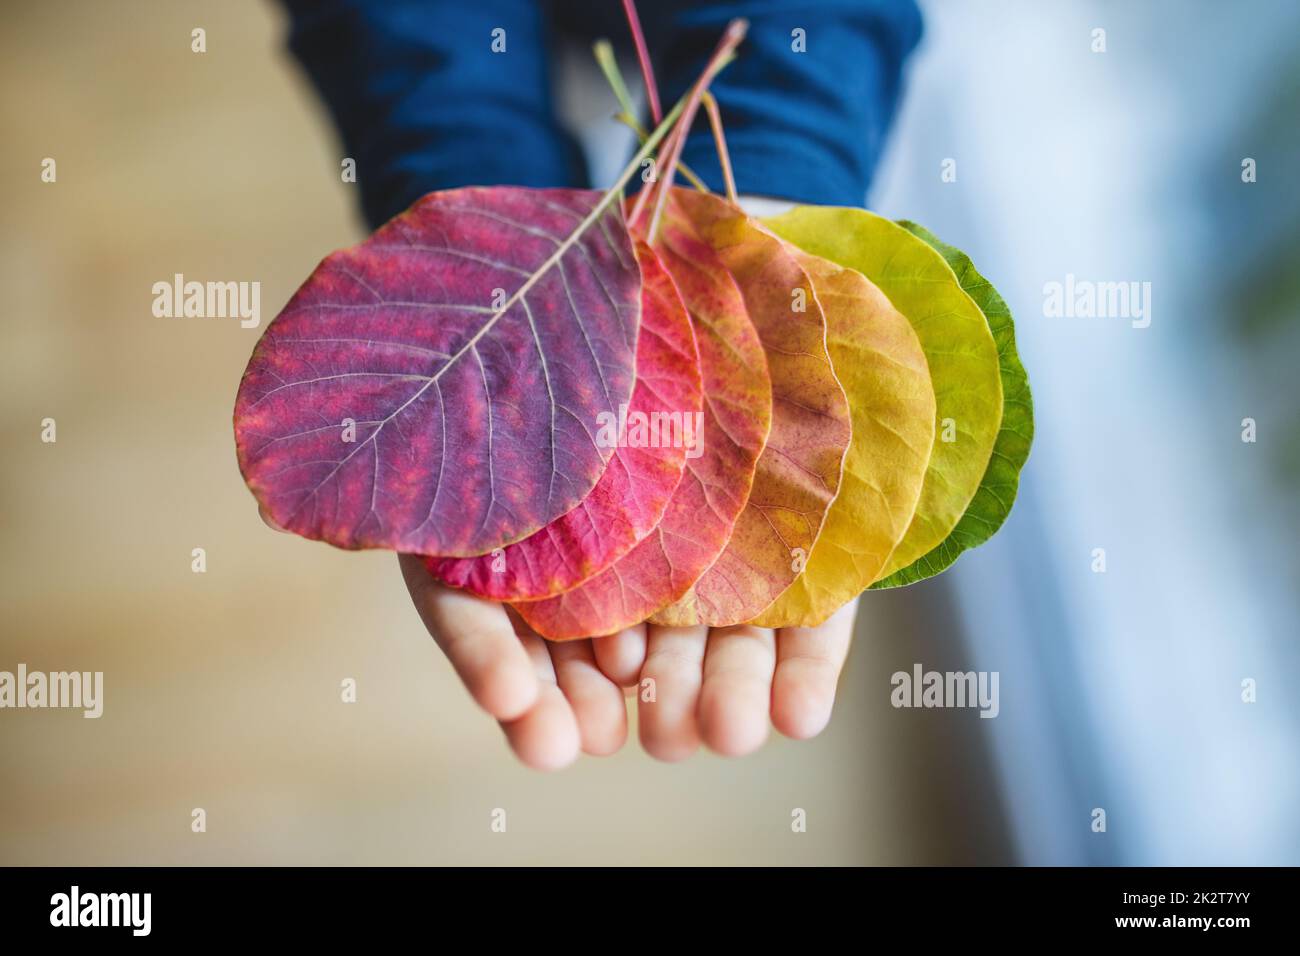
[424, 242, 701, 600]
[513, 204, 772, 639]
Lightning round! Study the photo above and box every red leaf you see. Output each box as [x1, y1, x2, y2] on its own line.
[513, 205, 772, 639]
[424, 242, 701, 600]
[234, 187, 641, 557]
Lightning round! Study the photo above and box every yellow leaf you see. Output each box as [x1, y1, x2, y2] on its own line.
[751, 250, 934, 627]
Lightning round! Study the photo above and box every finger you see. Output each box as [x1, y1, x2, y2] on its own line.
[698, 624, 776, 756]
[638, 624, 707, 762]
[499, 632, 582, 771]
[398, 553, 539, 721]
[771, 598, 857, 740]
[591, 623, 648, 687]
[549, 639, 627, 756]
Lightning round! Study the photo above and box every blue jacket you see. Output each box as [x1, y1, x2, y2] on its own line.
[281, 0, 923, 228]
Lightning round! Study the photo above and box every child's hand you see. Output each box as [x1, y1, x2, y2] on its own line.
[262, 508, 853, 768]
[632, 595, 856, 762]
[398, 553, 856, 769]
[398, 554, 637, 770]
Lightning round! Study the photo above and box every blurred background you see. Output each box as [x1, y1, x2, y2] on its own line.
[1, 0, 1296, 865]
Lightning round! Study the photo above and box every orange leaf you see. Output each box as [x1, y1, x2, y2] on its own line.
[651, 190, 851, 627]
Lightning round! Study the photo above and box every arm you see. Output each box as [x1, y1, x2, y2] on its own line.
[280, 0, 588, 227]
[650, 0, 923, 206]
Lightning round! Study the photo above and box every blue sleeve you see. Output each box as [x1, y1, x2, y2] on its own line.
[653, 0, 924, 207]
[280, 1, 922, 224]
[280, 0, 586, 228]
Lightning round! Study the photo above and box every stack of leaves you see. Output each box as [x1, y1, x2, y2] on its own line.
[233, 16, 1032, 639]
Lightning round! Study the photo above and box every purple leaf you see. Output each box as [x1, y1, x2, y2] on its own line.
[234, 186, 641, 557]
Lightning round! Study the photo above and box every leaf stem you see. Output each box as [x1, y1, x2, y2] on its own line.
[701, 91, 737, 204]
[594, 40, 709, 193]
[604, 96, 684, 216]
[616, 114, 710, 192]
[621, 0, 662, 124]
[624, 123, 670, 231]
[593, 40, 636, 119]
[645, 19, 748, 240]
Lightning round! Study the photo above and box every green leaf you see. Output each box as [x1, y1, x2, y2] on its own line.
[872, 222, 1034, 588]
[762, 206, 1003, 579]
